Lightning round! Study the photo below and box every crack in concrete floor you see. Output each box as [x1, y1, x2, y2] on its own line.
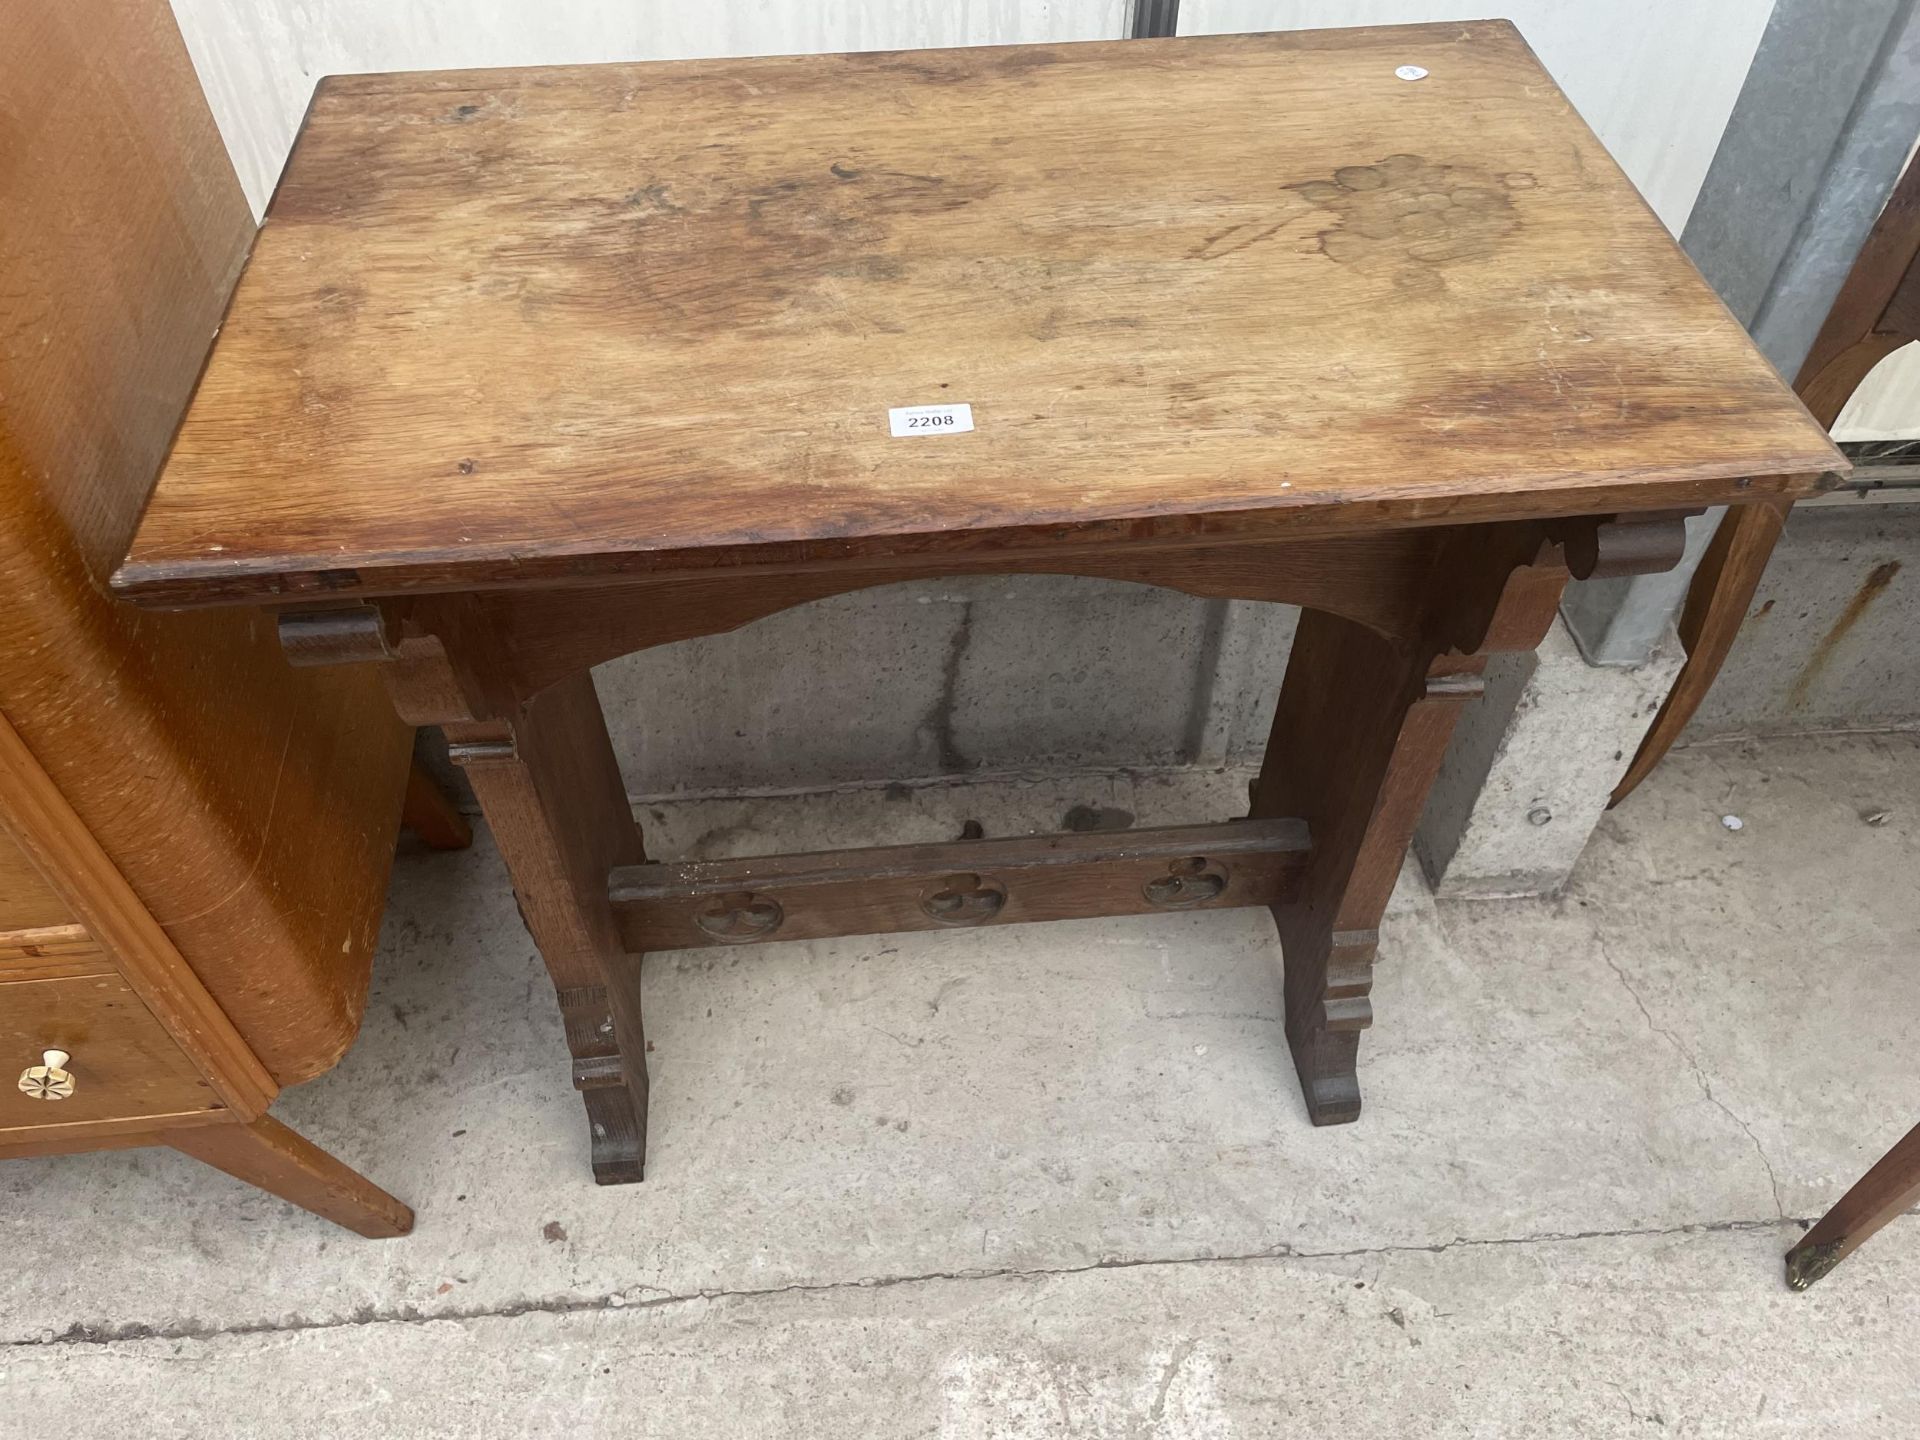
[12, 1215, 1810, 1353]
[1593, 930, 1790, 1219]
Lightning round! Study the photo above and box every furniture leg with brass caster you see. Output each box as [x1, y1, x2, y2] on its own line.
[1786, 1121, 1920, 1291]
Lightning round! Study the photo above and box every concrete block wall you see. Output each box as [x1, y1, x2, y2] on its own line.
[595, 500, 1920, 800]
[1414, 619, 1685, 898]
[595, 579, 1298, 798]
[1692, 504, 1920, 740]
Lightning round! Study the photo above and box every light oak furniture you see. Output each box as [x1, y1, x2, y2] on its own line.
[115, 26, 1842, 1186]
[1, 0, 433, 1236]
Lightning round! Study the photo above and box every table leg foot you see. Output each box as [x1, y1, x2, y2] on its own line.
[1292, 1043, 1363, 1126]
[585, 1090, 648, 1184]
[170, 1115, 413, 1238]
[585, 950, 650, 1183]
[1255, 613, 1483, 1127]
[1280, 924, 1374, 1125]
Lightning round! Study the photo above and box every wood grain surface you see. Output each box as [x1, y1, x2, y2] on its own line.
[0, 710, 276, 1115]
[1786, 1121, 1920, 1289]
[611, 817, 1311, 951]
[441, 670, 652, 1184]
[0, 925, 107, 983]
[169, 1114, 414, 1238]
[1611, 150, 1920, 805]
[0, 971, 226, 1135]
[0, 829, 73, 931]
[115, 23, 1841, 607]
[0, 0, 412, 1083]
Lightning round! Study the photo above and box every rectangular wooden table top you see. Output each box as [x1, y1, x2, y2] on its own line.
[116, 23, 1841, 608]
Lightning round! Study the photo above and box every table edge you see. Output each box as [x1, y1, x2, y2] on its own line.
[113, 461, 1844, 610]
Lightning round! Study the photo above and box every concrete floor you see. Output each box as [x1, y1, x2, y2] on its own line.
[6, 733, 1920, 1436]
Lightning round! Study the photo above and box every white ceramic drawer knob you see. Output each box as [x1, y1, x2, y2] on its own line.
[17, 1048, 75, 1100]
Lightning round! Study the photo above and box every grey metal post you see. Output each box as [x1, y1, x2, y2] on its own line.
[1561, 0, 1920, 666]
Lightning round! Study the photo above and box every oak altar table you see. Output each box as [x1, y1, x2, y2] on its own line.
[114, 25, 1843, 1184]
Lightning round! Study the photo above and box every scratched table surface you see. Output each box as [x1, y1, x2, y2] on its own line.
[116, 23, 1840, 607]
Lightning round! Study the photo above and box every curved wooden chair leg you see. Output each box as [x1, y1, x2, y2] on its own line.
[1613, 145, 1920, 803]
[1787, 1121, 1920, 1290]
[1610, 502, 1788, 804]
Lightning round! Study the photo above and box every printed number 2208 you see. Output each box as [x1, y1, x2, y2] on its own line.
[888, 403, 974, 437]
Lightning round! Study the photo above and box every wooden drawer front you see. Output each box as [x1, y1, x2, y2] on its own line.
[1, 924, 104, 982]
[0, 971, 222, 1133]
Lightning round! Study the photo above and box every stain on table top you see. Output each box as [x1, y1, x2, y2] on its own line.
[116, 24, 1843, 606]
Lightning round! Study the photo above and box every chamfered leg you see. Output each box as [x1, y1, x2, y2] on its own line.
[446, 671, 651, 1183]
[1252, 611, 1487, 1124]
[1251, 528, 1573, 1125]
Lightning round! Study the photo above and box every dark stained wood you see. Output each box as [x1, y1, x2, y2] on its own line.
[1786, 1122, 1920, 1290]
[1557, 512, 1692, 581]
[1800, 154, 1920, 396]
[464, 532, 1453, 702]
[169, 1115, 414, 1238]
[1254, 529, 1569, 1123]
[1610, 500, 1791, 802]
[1613, 151, 1920, 805]
[612, 818, 1310, 951]
[401, 759, 473, 851]
[1878, 262, 1920, 342]
[114, 25, 1838, 609]
[351, 514, 1660, 1169]
[115, 31, 1811, 1183]
[296, 516, 1670, 718]
[416, 650, 652, 1185]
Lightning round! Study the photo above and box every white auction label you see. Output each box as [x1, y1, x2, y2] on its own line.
[888, 403, 974, 438]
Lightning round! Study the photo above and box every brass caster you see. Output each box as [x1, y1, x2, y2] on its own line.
[1785, 1239, 1845, 1292]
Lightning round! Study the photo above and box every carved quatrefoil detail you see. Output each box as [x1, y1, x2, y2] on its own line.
[1143, 856, 1228, 908]
[694, 891, 784, 942]
[919, 872, 1008, 926]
